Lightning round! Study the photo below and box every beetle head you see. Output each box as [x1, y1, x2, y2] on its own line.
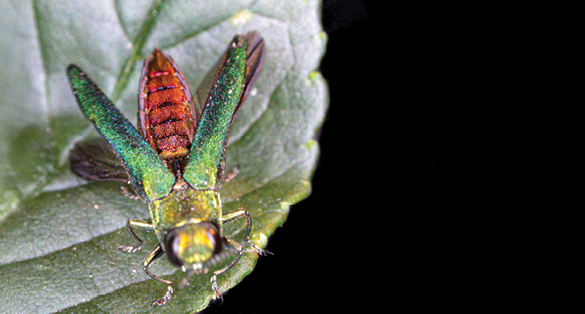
[164, 222, 222, 273]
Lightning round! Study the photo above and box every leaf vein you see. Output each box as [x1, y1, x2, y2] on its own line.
[31, 0, 50, 130]
[111, 0, 168, 102]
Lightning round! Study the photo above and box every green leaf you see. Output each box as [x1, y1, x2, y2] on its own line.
[0, 0, 328, 312]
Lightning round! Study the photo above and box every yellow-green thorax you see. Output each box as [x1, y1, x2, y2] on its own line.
[149, 178, 222, 252]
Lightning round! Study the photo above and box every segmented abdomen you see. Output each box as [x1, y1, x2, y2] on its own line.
[139, 48, 195, 161]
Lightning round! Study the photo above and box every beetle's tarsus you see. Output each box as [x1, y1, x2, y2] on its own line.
[118, 244, 142, 253]
[151, 286, 174, 306]
[210, 275, 223, 301]
[248, 241, 272, 256]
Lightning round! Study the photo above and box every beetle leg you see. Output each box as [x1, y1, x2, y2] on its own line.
[210, 209, 273, 299]
[118, 219, 154, 253]
[209, 237, 243, 300]
[120, 186, 142, 200]
[221, 208, 272, 256]
[143, 245, 174, 306]
[223, 167, 239, 182]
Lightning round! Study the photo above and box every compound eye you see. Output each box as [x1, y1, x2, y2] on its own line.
[208, 225, 222, 256]
[164, 230, 184, 267]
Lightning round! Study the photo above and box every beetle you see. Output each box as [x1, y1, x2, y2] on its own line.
[67, 31, 268, 306]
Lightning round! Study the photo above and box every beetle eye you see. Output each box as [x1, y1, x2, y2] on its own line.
[165, 231, 184, 267]
[209, 226, 222, 256]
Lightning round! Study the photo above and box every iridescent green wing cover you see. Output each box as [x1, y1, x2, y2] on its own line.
[184, 32, 265, 190]
[67, 65, 175, 201]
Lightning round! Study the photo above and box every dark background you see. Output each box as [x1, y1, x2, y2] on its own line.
[204, 1, 556, 312]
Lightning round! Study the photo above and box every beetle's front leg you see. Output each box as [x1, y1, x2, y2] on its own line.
[209, 237, 243, 300]
[208, 209, 271, 299]
[221, 208, 272, 256]
[118, 219, 154, 253]
[142, 245, 174, 306]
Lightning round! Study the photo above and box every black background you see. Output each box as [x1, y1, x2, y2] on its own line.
[203, 1, 560, 312]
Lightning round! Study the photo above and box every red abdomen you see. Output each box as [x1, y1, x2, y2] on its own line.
[139, 48, 195, 162]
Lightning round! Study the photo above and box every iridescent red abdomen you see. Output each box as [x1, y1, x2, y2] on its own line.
[139, 48, 196, 164]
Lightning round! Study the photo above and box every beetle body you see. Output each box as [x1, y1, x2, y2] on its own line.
[67, 31, 267, 306]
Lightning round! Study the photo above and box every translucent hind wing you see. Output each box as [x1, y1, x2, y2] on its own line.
[69, 137, 129, 182]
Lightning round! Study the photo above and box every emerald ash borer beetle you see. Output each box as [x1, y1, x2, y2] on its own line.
[67, 31, 269, 306]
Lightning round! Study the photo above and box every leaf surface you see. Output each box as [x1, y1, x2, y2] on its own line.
[0, 0, 327, 312]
